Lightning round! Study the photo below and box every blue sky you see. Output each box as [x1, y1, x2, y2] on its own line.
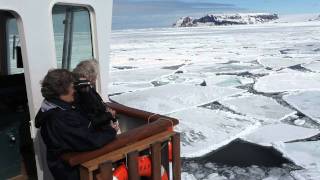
[112, 0, 320, 29]
[197, 0, 320, 14]
[116, 0, 320, 14]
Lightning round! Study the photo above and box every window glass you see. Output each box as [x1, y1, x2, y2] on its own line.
[52, 5, 93, 70]
[7, 18, 23, 74]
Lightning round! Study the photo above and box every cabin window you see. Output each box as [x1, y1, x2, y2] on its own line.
[52, 5, 94, 70]
[7, 19, 23, 75]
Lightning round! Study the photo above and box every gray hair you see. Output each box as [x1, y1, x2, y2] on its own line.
[73, 60, 99, 81]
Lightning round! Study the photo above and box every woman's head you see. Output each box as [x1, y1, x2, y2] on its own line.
[73, 60, 99, 84]
[41, 69, 75, 103]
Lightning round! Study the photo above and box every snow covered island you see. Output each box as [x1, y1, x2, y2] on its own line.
[173, 13, 279, 27]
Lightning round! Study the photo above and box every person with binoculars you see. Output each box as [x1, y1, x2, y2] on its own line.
[73, 60, 121, 133]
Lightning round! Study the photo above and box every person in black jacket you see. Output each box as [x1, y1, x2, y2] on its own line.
[73, 60, 120, 132]
[35, 69, 117, 180]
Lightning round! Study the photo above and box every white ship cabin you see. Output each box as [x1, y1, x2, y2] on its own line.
[0, 0, 180, 180]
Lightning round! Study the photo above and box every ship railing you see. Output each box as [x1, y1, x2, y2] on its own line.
[62, 102, 181, 180]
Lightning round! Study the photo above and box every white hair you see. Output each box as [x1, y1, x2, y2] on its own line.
[73, 59, 99, 81]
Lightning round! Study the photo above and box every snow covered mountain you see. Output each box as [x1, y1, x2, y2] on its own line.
[173, 13, 279, 27]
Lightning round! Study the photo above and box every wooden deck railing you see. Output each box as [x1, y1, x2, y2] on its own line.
[62, 102, 181, 180]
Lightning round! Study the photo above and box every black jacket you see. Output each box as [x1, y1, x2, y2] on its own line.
[35, 99, 116, 180]
[75, 84, 116, 129]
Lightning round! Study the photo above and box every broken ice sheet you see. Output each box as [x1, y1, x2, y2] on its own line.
[258, 57, 315, 70]
[204, 75, 254, 87]
[302, 61, 320, 73]
[254, 72, 320, 93]
[156, 73, 254, 88]
[244, 124, 319, 146]
[181, 172, 197, 180]
[291, 166, 320, 180]
[283, 91, 320, 124]
[108, 82, 153, 95]
[110, 68, 175, 83]
[281, 141, 320, 168]
[110, 84, 245, 114]
[170, 107, 259, 157]
[181, 62, 262, 75]
[153, 73, 207, 85]
[219, 93, 295, 122]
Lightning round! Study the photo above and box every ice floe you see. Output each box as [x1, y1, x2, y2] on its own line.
[244, 124, 319, 146]
[219, 93, 295, 122]
[108, 82, 153, 95]
[181, 62, 262, 75]
[204, 75, 254, 87]
[302, 61, 320, 72]
[110, 84, 245, 114]
[169, 107, 259, 157]
[155, 73, 254, 88]
[283, 91, 320, 124]
[181, 172, 197, 180]
[281, 141, 320, 169]
[183, 161, 295, 180]
[110, 68, 175, 83]
[258, 57, 315, 70]
[291, 166, 320, 180]
[254, 73, 320, 93]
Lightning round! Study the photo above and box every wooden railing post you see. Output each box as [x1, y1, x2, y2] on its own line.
[128, 151, 140, 180]
[97, 161, 113, 180]
[151, 142, 162, 180]
[80, 166, 93, 180]
[172, 133, 181, 180]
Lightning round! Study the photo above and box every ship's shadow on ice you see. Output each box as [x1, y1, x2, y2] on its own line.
[184, 139, 296, 167]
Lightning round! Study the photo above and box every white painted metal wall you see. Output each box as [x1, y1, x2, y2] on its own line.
[0, 0, 113, 179]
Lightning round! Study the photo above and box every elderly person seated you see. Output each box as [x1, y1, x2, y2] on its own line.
[73, 60, 120, 132]
[35, 69, 117, 180]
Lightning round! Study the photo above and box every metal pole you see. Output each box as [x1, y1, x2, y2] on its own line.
[12, 35, 16, 59]
[62, 7, 74, 69]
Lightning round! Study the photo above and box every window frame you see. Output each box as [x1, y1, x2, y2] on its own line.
[51, 3, 97, 70]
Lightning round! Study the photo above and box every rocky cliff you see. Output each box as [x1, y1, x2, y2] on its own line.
[173, 13, 279, 27]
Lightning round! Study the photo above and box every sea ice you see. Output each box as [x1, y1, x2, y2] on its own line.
[156, 73, 254, 87]
[108, 82, 153, 95]
[291, 166, 320, 180]
[110, 84, 245, 114]
[152, 73, 208, 86]
[170, 107, 259, 157]
[281, 141, 320, 168]
[181, 172, 197, 180]
[258, 57, 315, 70]
[244, 124, 319, 146]
[283, 91, 320, 124]
[254, 73, 320, 93]
[181, 62, 262, 75]
[110, 68, 175, 83]
[302, 61, 320, 72]
[204, 173, 225, 180]
[108, 17, 320, 179]
[219, 93, 295, 122]
[204, 75, 254, 87]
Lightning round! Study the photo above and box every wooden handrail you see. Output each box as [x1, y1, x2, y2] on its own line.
[62, 101, 180, 180]
[62, 118, 177, 167]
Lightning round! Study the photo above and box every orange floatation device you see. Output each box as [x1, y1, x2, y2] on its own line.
[113, 143, 173, 180]
[113, 156, 169, 180]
